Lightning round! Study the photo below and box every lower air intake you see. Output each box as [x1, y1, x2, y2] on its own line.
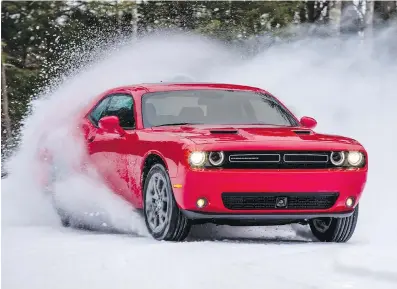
[222, 192, 338, 210]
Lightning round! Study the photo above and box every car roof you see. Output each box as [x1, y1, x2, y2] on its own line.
[122, 82, 266, 93]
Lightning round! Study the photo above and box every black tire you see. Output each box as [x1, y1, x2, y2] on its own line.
[57, 208, 71, 227]
[46, 163, 71, 227]
[48, 192, 71, 227]
[309, 204, 359, 243]
[143, 164, 191, 241]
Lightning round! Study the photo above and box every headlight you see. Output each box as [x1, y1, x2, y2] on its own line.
[347, 151, 364, 167]
[208, 151, 225, 166]
[330, 151, 345, 166]
[189, 151, 206, 166]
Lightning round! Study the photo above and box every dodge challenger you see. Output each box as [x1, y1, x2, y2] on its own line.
[41, 82, 368, 242]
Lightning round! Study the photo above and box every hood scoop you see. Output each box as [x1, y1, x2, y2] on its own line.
[209, 129, 239, 134]
[293, 130, 312, 135]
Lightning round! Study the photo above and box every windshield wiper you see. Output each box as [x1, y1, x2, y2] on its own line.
[153, 122, 203, 127]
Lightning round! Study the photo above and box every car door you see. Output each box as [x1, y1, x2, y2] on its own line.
[83, 93, 137, 202]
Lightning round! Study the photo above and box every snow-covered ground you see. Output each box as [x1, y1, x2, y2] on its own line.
[2, 31, 397, 289]
[3, 214, 397, 289]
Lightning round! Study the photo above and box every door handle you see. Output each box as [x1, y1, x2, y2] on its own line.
[88, 135, 95, 142]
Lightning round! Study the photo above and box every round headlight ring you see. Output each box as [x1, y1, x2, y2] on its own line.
[208, 151, 225, 166]
[347, 151, 364, 167]
[330, 151, 345, 166]
[189, 151, 206, 166]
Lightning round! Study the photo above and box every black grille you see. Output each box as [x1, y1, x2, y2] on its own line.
[229, 154, 280, 163]
[220, 151, 335, 169]
[222, 192, 338, 210]
[283, 154, 328, 163]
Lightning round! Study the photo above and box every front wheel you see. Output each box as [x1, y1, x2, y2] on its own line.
[309, 204, 359, 243]
[143, 164, 191, 241]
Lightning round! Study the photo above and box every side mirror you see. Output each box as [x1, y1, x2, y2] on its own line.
[98, 116, 125, 136]
[300, 116, 317, 129]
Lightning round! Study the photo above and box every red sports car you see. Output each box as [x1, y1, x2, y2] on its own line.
[43, 82, 368, 242]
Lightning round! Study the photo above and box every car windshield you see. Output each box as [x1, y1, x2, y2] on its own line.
[141, 89, 298, 128]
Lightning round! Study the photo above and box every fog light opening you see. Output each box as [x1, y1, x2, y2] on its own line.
[345, 197, 355, 208]
[196, 198, 207, 209]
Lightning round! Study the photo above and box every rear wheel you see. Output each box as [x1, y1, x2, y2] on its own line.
[45, 163, 72, 227]
[143, 164, 190, 241]
[56, 207, 71, 227]
[309, 204, 359, 242]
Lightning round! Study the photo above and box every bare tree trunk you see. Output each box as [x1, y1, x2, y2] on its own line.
[307, 1, 316, 23]
[386, 1, 397, 19]
[115, 0, 119, 27]
[373, 1, 396, 30]
[374, 1, 396, 20]
[392, 1, 397, 14]
[328, 0, 342, 34]
[365, 0, 375, 38]
[1, 61, 12, 141]
[132, 5, 138, 39]
[340, 0, 358, 34]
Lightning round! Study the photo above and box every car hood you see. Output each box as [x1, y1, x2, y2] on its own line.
[151, 125, 364, 151]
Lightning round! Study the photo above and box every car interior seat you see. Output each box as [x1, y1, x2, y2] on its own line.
[178, 107, 205, 123]
[117, 107, 135, 128]
[143, 103, 158, 127]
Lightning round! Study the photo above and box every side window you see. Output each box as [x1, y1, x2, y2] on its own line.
[90, 97, 111, 125]
[102, 94, 135, 129]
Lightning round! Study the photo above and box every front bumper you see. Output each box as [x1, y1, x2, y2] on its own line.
[182, 210, 354, 220]
[171, 168, 367, 216]
[181, 209, 355, 225]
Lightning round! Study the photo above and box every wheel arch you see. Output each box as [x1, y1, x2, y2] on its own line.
[141, 152, 168, 190]
[140, 151, 191, 241]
